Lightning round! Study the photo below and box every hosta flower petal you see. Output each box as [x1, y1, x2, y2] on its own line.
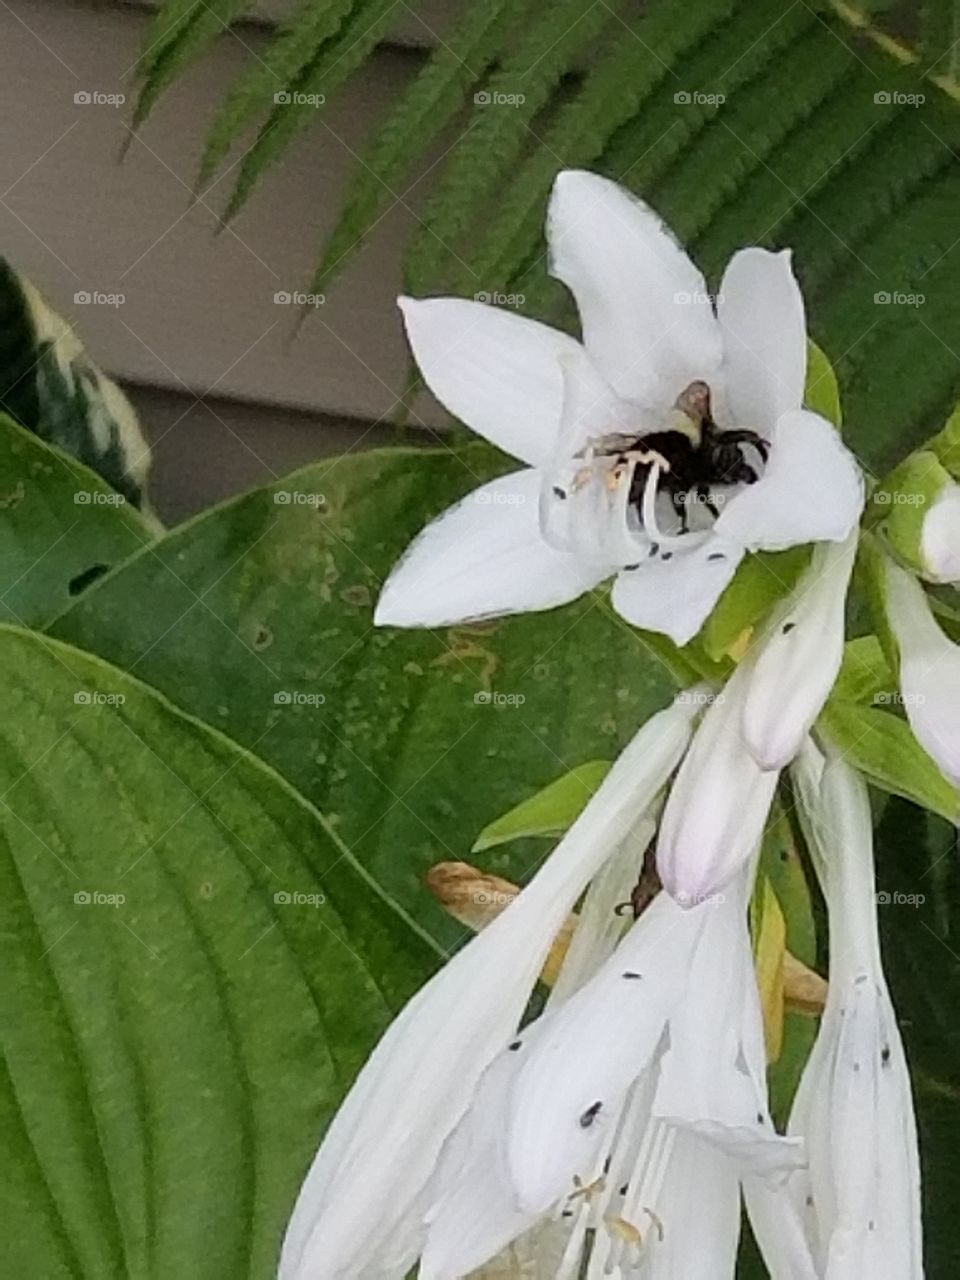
[506, 892, 705, 1215]
[399, 296, 581, 466]
[714, 409, 863, 551]
[653, 874, 805, 1176]
[744, 1177, 820, 1280]
[717, 248, 806, 431]
[420, 1054, 537, 1280]
[885, 559, 960, 787]
[610, 535, 745, 646]
[547, 169, 722, 406]
[280, 696, 699, 1279]
[657, 668, 779, 905]
[921, 481, 960, 583]
[740, 531, 858, 770]
[788, 747, 923, 1280]
[374, 468, 608, 629]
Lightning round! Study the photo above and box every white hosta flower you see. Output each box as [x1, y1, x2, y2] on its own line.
[279, 692, 700, 1280]
[884, 557, 960, 787]
[421, 867, 801, 1280]
[656, 530, 858, 904]
[740, 529, 859, 770]
[786, 740, 923, 1279]
[920, 479, 960, 584]
[376, 169, 863, 645]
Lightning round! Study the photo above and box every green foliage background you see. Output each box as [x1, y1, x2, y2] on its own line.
[2, 1, 960, 1274]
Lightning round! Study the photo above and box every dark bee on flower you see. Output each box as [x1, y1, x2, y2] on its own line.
[598, 380, 770, 534]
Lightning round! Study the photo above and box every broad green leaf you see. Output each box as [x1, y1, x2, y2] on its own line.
[50, 444, 679, 948]
[0, 261, 153, 510]
[700, 546, 810, 663]
[472, 760, 611, 852]
[804, 339, 842, 426]
[820, 699, 960, 824]
[0, 413, 151, 627]
[0, 623, 440, 1279]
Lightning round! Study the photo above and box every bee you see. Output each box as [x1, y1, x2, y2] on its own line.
[598, 381, 770, 533]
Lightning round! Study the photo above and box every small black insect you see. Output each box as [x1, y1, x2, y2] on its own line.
[600, 380, 769, 534]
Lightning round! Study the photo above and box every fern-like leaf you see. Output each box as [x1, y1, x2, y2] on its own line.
[306, 0, 529, 297]
[403, 0, 620, 296]
[196, 0, 360, 192]
[134, 0, 256, 129]
[220, 0, 399, 224]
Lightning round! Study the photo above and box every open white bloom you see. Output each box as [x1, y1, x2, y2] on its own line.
[785, 740, 923, 1279]
[657, 530, 858, 905]
[376, 170, 862, 645]
[280, 691, 700, 1279]
[884, 557, 960, 788]
[920, 479, 960, 584]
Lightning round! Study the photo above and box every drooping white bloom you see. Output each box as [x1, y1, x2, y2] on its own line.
[784, 739, 923, 1279]
[376, 170, 863, 645]
[279, 691, 700, 1279]
[655, 529, 859, 905]
[920, 479, 960, 584]
[884, 557, 960, 788]
[419, 865, 801, 1280]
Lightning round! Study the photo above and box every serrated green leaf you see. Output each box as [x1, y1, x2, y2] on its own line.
[49, 443, 678, 947]
[197, 0, 359, 192]
[0, 413, 151, 628]
[0, 262, 153, 511]
[820, 699, 960, 823]
[222, 0, 399, 226]
[472, 760, 612, 852]
[0, 622, 440, 1277]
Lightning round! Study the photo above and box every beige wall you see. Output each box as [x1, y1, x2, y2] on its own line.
[0, 0, 461, 494]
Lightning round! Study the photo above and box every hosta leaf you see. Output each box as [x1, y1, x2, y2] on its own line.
[820, 698, 960, 823]
[0, 261, 153, 511]
[0, 413, 151, 628]
[472, 760, 611, 852]
[50, 443, 679, 948]
[0, 623, 440, 1278]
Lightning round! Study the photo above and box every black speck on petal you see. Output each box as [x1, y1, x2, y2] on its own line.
[579, 1101, 602, 1129]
